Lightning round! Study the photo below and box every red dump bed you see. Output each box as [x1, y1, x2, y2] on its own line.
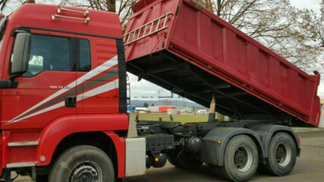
[124, 0, 321, 126]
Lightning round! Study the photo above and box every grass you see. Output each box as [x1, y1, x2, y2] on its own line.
[130, 113, 208, 124]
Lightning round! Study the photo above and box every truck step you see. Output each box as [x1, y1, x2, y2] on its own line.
[8, 141, 39, 147]
[7, 162, 35, 168]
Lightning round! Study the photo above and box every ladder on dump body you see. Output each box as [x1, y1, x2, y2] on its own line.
[124, 12, 172, 46]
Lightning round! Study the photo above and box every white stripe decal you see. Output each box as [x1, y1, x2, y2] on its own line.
[8, 56, 118, 124]
[12, 102, 66, 124]
[77, 79, 119, 101]
[8, 79, 119, 124]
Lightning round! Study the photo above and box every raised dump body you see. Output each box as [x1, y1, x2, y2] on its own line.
[124, 0, 321, 126]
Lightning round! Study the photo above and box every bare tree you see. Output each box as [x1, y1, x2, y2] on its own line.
[117, 0, 137, 27]
[283, 8, 324, 69]
[0, 0, 10, 11]
[61, 0, 115, 12]
[1, 0, 24, 12]
[60, 0, 136, 26]
[1, 0, 56, 13]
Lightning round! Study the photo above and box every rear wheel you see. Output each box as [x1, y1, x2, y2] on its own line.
[264, 132, 297, 176]
[48, 145, 115, 182]
[212, 135, 259, 182]
[167, 150, 203, 170]
[36, 175, 48, 182]
[208, 164, 225, 179]
[167, 151, 180, 167]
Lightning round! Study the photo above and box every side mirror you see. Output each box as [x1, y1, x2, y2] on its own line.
[10, 32, 31, 79]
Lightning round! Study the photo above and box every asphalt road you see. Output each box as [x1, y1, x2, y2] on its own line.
[125, 131, 324, 182]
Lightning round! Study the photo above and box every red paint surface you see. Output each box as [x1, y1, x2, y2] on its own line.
[125, 0, 321, 127]
[0, 3, 127, 178]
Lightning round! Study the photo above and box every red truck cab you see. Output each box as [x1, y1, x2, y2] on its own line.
[0, 3, 128, 181]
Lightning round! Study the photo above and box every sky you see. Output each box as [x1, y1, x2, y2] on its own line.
[291, 0, 322, 12]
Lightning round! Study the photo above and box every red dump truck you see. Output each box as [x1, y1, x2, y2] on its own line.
[0, 0, 320, 182]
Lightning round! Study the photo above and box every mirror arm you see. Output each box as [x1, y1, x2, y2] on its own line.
[9, 73, 22, 80]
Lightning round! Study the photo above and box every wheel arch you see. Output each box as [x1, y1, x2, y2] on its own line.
[200, 127, 265, 166]
[35, 115, 127, 178]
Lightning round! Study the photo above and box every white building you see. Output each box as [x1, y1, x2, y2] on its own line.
[197, 109, 208, 115]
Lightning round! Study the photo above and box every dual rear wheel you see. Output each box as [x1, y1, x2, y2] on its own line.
[263, 132, 297, 176]
[209, 133, 297, 182]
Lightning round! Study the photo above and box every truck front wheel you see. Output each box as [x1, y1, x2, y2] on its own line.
[49, 145, 115, 182]
[264, 132, 297, 176]
[211, 135, 259, 182]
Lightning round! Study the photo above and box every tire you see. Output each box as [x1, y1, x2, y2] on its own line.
[48, 145, 115, 182]
[167, 150, 203, 170]
[36, 175, 48, 182]
[264, 132, 297, 176]
[208, 164, 225, 179]
[167, 151, 179, 167]
[217, 135, 259, 182]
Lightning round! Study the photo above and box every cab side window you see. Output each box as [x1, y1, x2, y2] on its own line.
[20, 34, 91, 77]
[23, 34, 71, 77]
[78, 39, 91, 71]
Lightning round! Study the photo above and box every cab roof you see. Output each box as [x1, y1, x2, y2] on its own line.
[8, 3, 123, 38]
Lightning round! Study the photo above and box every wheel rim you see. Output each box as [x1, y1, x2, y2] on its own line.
[234, 145, 253, 172]
[276, 143, 292, 167]
[70, 161, 103, 182]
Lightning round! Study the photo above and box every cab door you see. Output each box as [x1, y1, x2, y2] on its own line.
[75, 35, 119, 114]
[1, 30, 77, 129]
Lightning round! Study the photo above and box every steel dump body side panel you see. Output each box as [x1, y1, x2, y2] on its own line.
[125, 0, 320, 126]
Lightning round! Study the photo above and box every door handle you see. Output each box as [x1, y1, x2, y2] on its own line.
[65, 97, 76, 107]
